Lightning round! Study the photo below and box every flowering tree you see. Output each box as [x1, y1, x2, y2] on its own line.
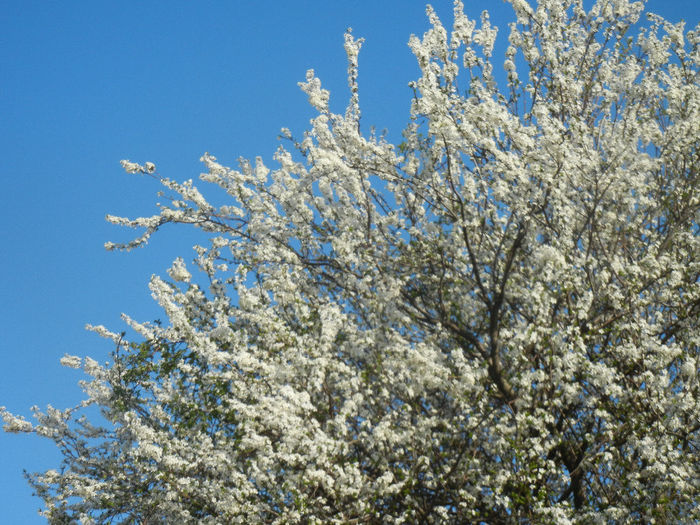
[3, 0, 699, 522]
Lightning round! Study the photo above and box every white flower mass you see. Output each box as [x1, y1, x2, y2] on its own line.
[59, 354, 82, 369]
[2, 0, 699, 522]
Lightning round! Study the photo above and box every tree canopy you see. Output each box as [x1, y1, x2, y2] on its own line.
[3, 0, 699, 522]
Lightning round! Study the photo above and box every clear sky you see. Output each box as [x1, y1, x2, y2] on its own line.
[1, 1, 698, 522]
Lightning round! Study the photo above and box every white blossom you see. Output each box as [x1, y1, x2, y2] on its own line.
[59, 354, 82, 369]
[167, 257, 191, 283]
[1, 409, 33, 433]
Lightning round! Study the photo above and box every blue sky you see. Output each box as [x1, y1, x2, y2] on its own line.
[1, 1, 697, 522]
